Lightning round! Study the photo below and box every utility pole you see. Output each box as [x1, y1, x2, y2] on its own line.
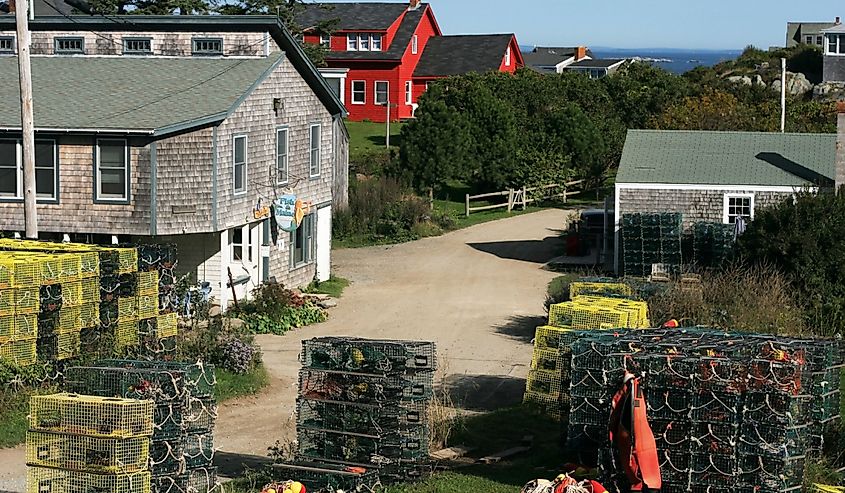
[780, 57, 786, 133]
[15, 0, 37, 238]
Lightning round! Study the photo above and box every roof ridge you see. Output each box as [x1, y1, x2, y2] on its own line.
[628, 129, 836, 137]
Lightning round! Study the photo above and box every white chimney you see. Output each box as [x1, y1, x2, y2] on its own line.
[836, 100, 845, 193]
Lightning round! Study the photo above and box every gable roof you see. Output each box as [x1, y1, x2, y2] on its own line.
[523, 46, 594, 66]
[822, 23, 845, 34]
[568, 58, 625, 69]
[413, 34, 517, 77]
[0, 55, 283, 135]
[0, 15, 346, 118]
[617, 130, 836, 188]
[297, 2, 413, 31]
[321, 4, 430, 61]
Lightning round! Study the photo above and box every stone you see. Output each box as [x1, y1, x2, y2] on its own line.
[754, 75, 766, 87]
[727, 75, 752, 86]
[772, 72, 813, 96]
[318, 298, 338, 309]
[814, 81, 845, 100]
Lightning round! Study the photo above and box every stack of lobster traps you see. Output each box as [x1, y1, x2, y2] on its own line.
[559, 328, 842, 493]
[64, 360, 218, 493]
[26, 393, 154, 493]
[284, 337, 436, 490]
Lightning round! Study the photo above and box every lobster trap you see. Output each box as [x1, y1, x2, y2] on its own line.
[743, 392, 811, 425]
[690, 422, 739, 455]
[738, 421, 809, 458]
[549, 302, 630, 330]
[297, 428, 428, 464]
[646, 389, 691, 420]
[183, 433, 214, 469]
[26, 430, 150, 474]
[272, 461, 381, 493]
[739, 455, 806, 492]
[64, 365, 189, 403]
[30, 393, 155, 438]
[299, 369, 433, 404]
[691, 391, 743, 424]
[301, 337, 437, 374]
[184, 397, 217, 435]
[297, 398, 428, 436]
[150, 439, 185, 476]
[27, 467, 151, 493]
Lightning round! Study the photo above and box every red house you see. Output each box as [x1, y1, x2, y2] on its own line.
[299, 1, 523, 122]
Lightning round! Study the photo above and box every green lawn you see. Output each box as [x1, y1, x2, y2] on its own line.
[304, 276, 350, 298]
[346, 120, 405, 155]
[215, 364, 270, 403]
[0, 387, 57, 448]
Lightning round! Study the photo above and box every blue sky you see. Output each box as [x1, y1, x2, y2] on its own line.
[320, 0, 842, 50]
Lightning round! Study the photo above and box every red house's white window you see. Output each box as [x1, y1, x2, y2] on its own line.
[347, 34, 357, 51]
[372, 34, 383, 51]
[319, 35, 330, 46]
[412, 34, 418, 54]
[505, 46, 511, 66]
[346, 33, 384, 52]
[375, 81, 389, 105]
[405, 81, 413, 105]
[351, 81, 366, 104]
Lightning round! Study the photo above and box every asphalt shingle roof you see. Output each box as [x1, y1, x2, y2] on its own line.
[523, 47, 594, 67]
[323, 5, 425, 61]
[0, 54, 282, 134]
[297, 2, 413, 31]
[616, 130, 836, 187]
[568, 58, 625, 69]
[822, 24, 845, 34]
[413, 34, 513, 77]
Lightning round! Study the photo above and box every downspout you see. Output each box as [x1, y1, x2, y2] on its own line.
[150, 142, 157, 236]
[212, 126, 219, 231]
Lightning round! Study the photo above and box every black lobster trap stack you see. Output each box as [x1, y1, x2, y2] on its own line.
[64, 359, 218, 493]
[562, 328, 842, 493]
[285, 337, 436, 490]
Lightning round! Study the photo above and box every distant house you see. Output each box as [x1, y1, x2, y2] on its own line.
[299, 1, 523, 122]
[565, 58, 626, 79]
[614, 129, 838, 272]
[823, 21, 845, 82]
[786, 19, 839, 48]
[0, 15, 349, 306]
[523, 46, 592, 74]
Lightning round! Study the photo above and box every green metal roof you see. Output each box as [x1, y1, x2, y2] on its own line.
[616, 129, 836, 187]
[0, 54, 284, 134]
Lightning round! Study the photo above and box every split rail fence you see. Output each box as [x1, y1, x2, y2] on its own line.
[464, 180, 584, 217]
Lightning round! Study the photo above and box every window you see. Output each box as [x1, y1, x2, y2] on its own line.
[96, 140, 128, 202]
[233, 135, 247, 195]
[347, 33, 382, 51]
[276, 127, 288, 185]
[805, 35, 814, 45]
[724, 194, 754, 224]
[505, 46, 511, 66]
[0, 36, 14, 54]
[309, 124, 321, 177]
[0, 140, 57, 200]
[372, 34, 382, 51]
[351, 80, 366, 104]
[828, 34, 845, 55]
[192, 38, 223, 56]
[291, 213, 315, 268]
[816, 35, 824, 46]
[412, 34, 418, 54]
[55, 37, 84, 54]
[359, 34, 370, 51]
[375, 81, 389, 105]
[123, 38, 152, 55]
[347, 34, 357, 51]
[248, 225, 254, 262]
[230, 228, 243, 261]
[405, 81, 413, 105]
[319, 34, 330, 46]
[0, 140, 16, 198]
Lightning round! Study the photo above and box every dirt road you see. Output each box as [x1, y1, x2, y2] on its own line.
[0, 208, 569, 488]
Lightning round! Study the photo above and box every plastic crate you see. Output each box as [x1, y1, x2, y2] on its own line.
[297, 397, 427, 435]
[27, 467, 151, 493]
[301, 337, 436, 373]
[299, 369, 433, 404]
[26, 430, 149, 474]
[0, 337, 37, 365]
[29, 393, 154, 438]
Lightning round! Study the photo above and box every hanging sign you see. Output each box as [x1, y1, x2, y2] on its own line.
[274, 195, 298, 232]
[253, 199, 271, 220]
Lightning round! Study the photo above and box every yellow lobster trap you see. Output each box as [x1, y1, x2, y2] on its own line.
[570, 281, 634, 299]
[549, 301, 630, 330]
[27, 467, 151, 493]
[26, 430, 150, 474]
[29, 393, 154, 438]
[0, 314, 37, 342]
[0, 337, 37, 366]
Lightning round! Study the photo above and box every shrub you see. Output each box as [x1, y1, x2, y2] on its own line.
[349, 148, 393, 177]
[218, 338, 260, 374]
[544, 275, 575, 314]
[178, 316, 261, 370]
[233, 282, 328, 335]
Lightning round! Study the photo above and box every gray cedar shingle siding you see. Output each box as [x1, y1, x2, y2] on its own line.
[824, 55, 845, 83]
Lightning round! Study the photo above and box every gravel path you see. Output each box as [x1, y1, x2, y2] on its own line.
[0, 208, 569, 488]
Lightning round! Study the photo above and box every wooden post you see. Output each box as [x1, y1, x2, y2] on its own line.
[465, 194, 470, 217]
[507, 189, 513, 212]
[563, 183, 567, 204]
[521, 186, 527, 210]
[428, 187, 434, 210]
[16, 0, 37, 239]
[386, 100, 391, 148]
[227, 267, 239, 311]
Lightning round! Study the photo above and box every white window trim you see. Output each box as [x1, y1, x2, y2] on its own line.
[412, 34, 418, 55]
[722, 193, 755, 224]
[276, 127, 289, 185]
[290, 213, 316, 269]
[826, 34, 845, 56]
[233, 134, 247, 196]
[505, 46, 511, 66]
[230, 226, 245, 262]
[95, 139, 129, 203]
[405, 81, 413, 105]
[34, 139, 58, 201]
[319, 34, 330, 46]
[309, 123, 321, 178]
[351, 80, 366, 105]
[347, 34, 357, 51]
[372, 34, 383, 51]
[0, 35, 15, 54]
[0, 138, 21, 199]
[374, 80, 389, 105]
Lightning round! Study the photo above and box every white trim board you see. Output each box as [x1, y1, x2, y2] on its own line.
[615, 183, 817, 193]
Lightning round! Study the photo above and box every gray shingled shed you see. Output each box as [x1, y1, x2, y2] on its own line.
[613, 129, 836, 270]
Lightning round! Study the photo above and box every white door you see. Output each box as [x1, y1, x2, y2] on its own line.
[316, 205, 332, 282]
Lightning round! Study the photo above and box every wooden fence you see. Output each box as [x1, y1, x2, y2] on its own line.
[464, 180, 585, 217]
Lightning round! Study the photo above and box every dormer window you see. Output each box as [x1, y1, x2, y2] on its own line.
[0, 36, 14, 54]
[55, 37, 84, 55]
[319, 34, 330, 46]
[347, 33, 384, 52]
[192, 38, 223, 56]
[123, 38, 152, 55]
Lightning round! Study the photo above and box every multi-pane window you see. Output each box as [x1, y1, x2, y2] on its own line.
[351, 81, 366, 104]
[816, 35, 824, 46]
[347, 33, 384, 51]
[123, 38, 152, 55]
[0, 140, 57, 200]
[805, 35, 814, 45]
[372, 34, 382, 51]
[291, 213, 315, 268]
[55, 37, 84, 54]
[96, 139, 128, 201]
[828, 34, 845, 55]
[347, 34, 358, 51]
[309, 124, 321, 177]
[724, 194, 754, 224]
[230, 228, 243, 261]
[0, 36, 14, 54]
[319, 34, 330, 46]
[233, 135, 247, 195]
[276, 128, 288, 185]
[359, 35, 370, 51]
[192, 38, 223, 56]
[375, 81, 389, 105]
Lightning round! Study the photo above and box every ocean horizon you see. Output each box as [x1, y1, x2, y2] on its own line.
[589, 48, 742, 74]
